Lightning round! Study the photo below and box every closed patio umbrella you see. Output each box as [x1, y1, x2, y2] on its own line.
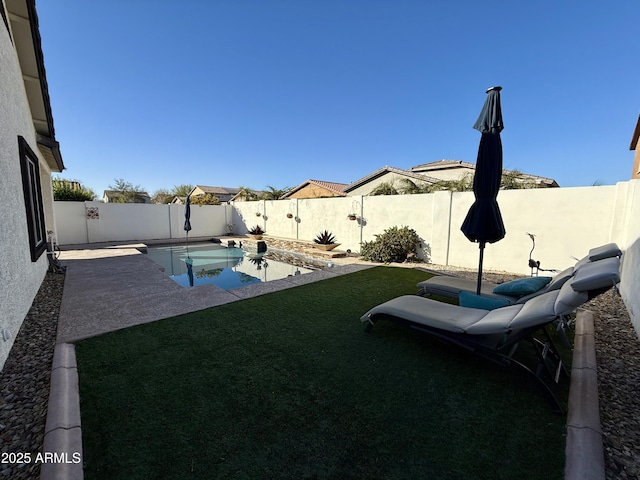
[184, 194, 192, 234]
[461, 86, 506, 295]
[184, 195, 194, 285]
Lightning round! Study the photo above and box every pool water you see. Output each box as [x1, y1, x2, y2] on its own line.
[142, 243, 314, 290]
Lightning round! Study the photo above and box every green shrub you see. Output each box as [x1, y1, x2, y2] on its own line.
[53, 179, 95, 201]
[191, 193, 221, 205]
[360, 226, 421, 263]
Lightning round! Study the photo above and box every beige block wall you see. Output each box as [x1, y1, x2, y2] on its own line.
[233, 184, 629, 276]
[55, 181, 640, 337]
[54, 202, 231, 244]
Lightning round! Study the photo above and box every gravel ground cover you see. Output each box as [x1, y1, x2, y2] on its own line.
[0, 265, 638, 479]
[0, 272, 64, 480]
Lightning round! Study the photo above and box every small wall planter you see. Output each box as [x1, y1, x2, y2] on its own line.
[347, 214, 357, 221]
[286, 213, 293, 218]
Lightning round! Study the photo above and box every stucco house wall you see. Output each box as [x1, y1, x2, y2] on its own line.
[0, 9, 54, 369]
[615, 180, 640, 333]
[630, 115, 640, 179]
[412, 164, 476, 182]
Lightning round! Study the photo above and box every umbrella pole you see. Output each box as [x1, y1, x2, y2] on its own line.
[476, 242, 485, 296]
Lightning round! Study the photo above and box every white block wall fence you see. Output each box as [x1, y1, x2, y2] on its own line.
[54, 179, 640, 335]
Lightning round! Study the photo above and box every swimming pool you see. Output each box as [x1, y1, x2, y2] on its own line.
[142, 243, 314, 290]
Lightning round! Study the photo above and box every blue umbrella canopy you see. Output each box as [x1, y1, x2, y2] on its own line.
[461, 86, 506, 294]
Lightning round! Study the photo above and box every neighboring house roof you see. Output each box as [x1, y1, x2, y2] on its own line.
[281, 180, 348, 199]
[103, 190, 151, 203]
[410, 159, 476, 173]
[410, 159, 559, 188]
[343, 166, 440, 194]
[191, 185, 241, 196]
[511, 172, 559, 187]
[6, 0, 64, 171]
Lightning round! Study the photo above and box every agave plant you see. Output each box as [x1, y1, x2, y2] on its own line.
[314, 230, 337, 245]
[248, 225, 265, 235]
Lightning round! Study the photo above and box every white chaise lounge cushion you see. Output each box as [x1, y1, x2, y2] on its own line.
[465, 291, 559, 334]
[545, 266, 575, 291]
[361, 295, 493, 333]
[464, 304, 525, 334]
[571, 256, 620, 292]
[505, 291, 559, 331]
[554, 279, 589, 316]
[574, 243, 622, 268]
[589, 242, 622, 261]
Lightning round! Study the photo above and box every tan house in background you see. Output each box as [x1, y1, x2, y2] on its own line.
[281, 179, 347, 199]
[189, 185, 240, 204]
[630, 115, 640, 179]
[411, 160, 559, 188]
[343, 166, 439, 196]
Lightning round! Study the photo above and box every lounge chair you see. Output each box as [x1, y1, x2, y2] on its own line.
[361, 256, 621, 413]
[416, 242, 622, 302]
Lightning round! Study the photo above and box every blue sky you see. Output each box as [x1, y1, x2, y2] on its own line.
[38, 1, 640, 197]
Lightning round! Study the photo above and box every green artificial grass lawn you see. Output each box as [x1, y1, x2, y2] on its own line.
[76, 266, 569, 480]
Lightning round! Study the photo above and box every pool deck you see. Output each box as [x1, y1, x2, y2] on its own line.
[55, 240, 375, 343]
[42, 239, 603, 480]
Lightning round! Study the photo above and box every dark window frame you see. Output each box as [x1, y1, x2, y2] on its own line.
[18, 136, 47, 262]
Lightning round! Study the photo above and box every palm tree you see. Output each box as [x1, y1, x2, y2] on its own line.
[425, 173, 474, 193]
[398, 179, 431, 194]
[262, 185, 291, 200]
[173, 184, 194, 197]
[369, 182, 399, 196]
[236, 186, 258, 201]
[500, 169, 537, 190]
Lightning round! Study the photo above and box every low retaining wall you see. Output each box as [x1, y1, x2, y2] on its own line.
[227, 236, 347, 260]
